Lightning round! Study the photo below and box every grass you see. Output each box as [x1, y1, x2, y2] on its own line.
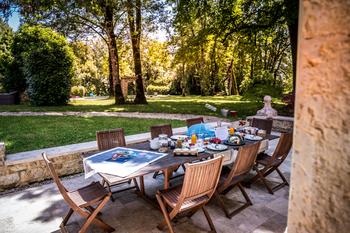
[0, 95, 290, 153]
[0, 116, 185, 154]
[0, 95, 289, 118]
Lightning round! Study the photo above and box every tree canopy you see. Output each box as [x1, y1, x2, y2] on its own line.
[0, 0, 298, 108]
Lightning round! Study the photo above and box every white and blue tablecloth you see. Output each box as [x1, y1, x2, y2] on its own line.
[83, 147, 167, 178]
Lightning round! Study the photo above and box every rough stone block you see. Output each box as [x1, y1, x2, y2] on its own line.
[0, 142, 5, 165]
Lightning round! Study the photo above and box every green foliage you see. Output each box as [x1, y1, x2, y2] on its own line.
[14, 25, 74, 105]
[146, 84, 170, 95]
[170, 0, 293, 97]
[70, 40, 109, 96]
[70, 86, 86, 97]
[0, 19, 14, 92]
[243, 84, 283, 101]
[3, 0, 297, 101]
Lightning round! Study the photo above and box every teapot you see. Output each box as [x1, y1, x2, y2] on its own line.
[150, 138, 161, 150]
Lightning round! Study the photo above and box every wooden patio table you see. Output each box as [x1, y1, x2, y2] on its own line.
[97, 134, 279, 199]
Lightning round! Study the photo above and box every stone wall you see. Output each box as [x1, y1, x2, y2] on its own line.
[246, 116, 294, 133]
[287, 0, 350, 233]
[0, 153, 83, 191]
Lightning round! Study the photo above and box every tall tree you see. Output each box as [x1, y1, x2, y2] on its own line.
[126, 0, 147, 104]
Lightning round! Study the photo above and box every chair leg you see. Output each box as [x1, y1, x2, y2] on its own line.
[276, 167, 289, 185]
[60, 208, 73, 228]
[221, 184, 235, 196]
[256, 168, 274, 194]
[216, 184, 253, 219]
[102, 179, 116, 201]
[202, 206, 217, 233]
[153, 171, 160, 179]
[237, 183, 252, 205]
[79, 195, 114, 233]
[104, 182, 115, 202]
[133, 178, 140, 192]
[214, 192, 231, 218]
[156, 193, 175, 233]
[85, 206, 102, 216]
[269, 167, 289, 192]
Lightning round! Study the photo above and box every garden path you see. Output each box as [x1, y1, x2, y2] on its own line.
[0, 111, 228, 122]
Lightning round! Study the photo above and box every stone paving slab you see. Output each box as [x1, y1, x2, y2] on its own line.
[0, 138, 290, 233]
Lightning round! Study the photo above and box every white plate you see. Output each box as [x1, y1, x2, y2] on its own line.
[193, 147, 205, 153]
[244, 134, 263, 141]
[206, 144, 228, 151]
[170, 135, 188, 140]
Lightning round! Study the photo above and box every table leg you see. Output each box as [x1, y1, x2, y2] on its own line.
[139, 176, 145, 196]
[163, 168, 170, 190]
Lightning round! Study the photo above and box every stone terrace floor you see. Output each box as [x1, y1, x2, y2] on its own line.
[0, 137, 290, 233]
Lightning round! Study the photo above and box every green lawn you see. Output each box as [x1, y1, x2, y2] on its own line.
[0, 95, 288, 118]
[0, 116, 185, 154]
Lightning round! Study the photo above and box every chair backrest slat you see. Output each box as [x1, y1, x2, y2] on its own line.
[221, 142, 260, 190]
[178, 156, 223, 204]
[150, 124, 173, 139]
[96, 128, 126, 151]
[186, 117, 204, 128]
[270, 132, 293, 162]
[252, 118, 273, 135]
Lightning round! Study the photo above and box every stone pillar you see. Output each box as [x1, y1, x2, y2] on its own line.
[287, 1, 350, 233]
[0, 142, 5, 165]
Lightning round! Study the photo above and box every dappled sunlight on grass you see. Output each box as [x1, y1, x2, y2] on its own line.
[0, 95, 288, 118]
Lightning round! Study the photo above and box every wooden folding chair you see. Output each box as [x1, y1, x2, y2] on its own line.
[42, 153, 114, 233]
[96, 128, 139, 201]
[186, 117, 204, 128]
[248, 132, 293, 194]
[96, 128, 126, 151]
[150, 124, 173, 139]
[215, 142, 261, 219]
[251, 118, 273, 135]
[150, 124, 178, 179]
[156, 156, 224, 233]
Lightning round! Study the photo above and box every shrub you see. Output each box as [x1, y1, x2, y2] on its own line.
[146, 84, 170, 95]
[0, 20, 15, 92]
[243, 83, 283, 102]
[70, 86, 86, 97]
[15, 25, 74, 106]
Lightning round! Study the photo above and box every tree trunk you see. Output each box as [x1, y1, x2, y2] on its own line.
[127, 0, 147, 104]
[284, 0, 299, 96]
[104, 4, 125, 104]
[232, 69, 239, 95]
[107, 48, 114, 96]
[227, 60, 233, 95]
